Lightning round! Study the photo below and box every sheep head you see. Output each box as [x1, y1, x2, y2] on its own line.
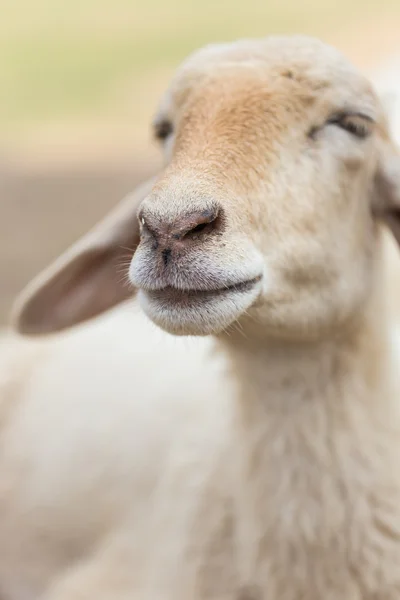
[13, 36, 400, 340]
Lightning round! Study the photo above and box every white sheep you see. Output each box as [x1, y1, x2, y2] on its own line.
[2, 35, 400, 599]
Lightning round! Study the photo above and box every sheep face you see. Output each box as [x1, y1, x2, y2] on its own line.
[130, 36, 397, 339]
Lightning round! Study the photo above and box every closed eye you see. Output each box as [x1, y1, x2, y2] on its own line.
[326, 112, 374, 139]
[309, 111, 374, 140]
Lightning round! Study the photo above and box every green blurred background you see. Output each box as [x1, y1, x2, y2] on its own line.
[1, 0, 400, 324]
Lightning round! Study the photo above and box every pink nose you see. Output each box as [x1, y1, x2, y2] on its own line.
[139, 206, 222, 261]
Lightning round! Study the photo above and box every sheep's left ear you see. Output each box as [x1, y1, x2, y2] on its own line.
[373, 140, 400, 246]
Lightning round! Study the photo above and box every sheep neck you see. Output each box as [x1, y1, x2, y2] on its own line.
[218, 287, 395, 434]
[216, 290, 399, 584]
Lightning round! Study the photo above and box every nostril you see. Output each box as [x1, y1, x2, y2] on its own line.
[139, 213, 157, 240]
[182, 207, 223, 240]
[190, 222, 209, 235]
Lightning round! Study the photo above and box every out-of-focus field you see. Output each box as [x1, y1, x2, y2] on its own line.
[1, 0, 400, 324]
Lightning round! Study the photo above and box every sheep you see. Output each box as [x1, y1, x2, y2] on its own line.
[2, 34, 400, 599]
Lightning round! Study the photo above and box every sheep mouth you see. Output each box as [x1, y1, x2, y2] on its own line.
[138, 275, 263, 335]
[144, 276, 262, 306]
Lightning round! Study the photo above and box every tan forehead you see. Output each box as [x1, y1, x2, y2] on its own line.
[161, 36, 378, 119]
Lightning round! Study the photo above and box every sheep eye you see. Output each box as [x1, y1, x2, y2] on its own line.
[326, 112, 373, 139]
[154, 119, 173, 142]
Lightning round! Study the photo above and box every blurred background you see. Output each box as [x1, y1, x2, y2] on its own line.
[1, 0, 400, 325]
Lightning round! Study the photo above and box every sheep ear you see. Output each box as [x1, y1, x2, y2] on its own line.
[373, 141, 400, 246]
[11, 176, 156, 335]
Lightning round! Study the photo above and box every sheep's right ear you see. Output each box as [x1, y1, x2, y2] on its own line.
[11, 176, 157, 336]
[373, 140, 400, 246]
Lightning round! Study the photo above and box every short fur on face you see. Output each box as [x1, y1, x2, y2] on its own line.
[13, 36, 400, 340]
